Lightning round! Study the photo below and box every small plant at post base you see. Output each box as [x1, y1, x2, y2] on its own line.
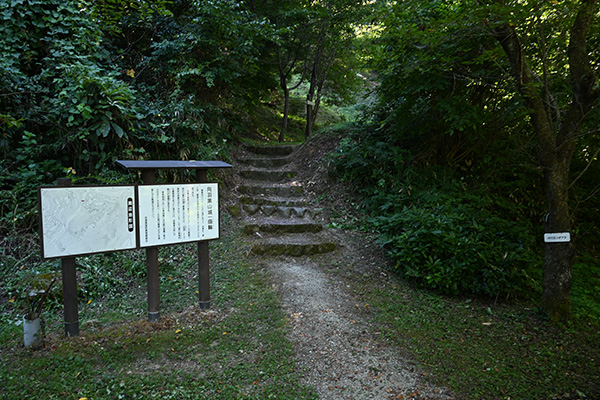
[24, 277, 57, 321]
[23, 277, 58, 347]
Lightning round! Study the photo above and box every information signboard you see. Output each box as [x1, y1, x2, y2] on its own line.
[39, 183, 219, 259]
[39, 186, 137, 259]
[137, 183, 219, 247]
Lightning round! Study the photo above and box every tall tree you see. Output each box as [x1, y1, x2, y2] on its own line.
[490, 0, 599, 323]
[303, 0, 364, 138]
[275, 12, 311, 142]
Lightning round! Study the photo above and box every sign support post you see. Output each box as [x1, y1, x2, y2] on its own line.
[141, 169, 161, 322]
[196, 169, 210, 310]
[39, 160, 231, 331]
[56, 178, 80, 337]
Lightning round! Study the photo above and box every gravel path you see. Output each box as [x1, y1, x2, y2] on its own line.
[266, 256, 453, 400]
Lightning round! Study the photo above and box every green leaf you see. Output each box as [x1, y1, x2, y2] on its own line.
[110, 122, 124, 138]
[101, 121, 110, 137]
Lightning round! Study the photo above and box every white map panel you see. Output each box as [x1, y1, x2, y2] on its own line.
[138, 183, 219, 247]
[40, 186, 137, 259]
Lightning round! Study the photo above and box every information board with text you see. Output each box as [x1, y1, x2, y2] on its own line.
[39, 183, 219, 259]
[138, 183, 219, 247]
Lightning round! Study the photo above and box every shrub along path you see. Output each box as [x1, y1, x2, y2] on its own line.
[229, 143, 453, 399]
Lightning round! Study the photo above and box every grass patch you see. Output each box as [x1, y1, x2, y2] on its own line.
[0, 224, 317, 399]
[351, 274, 600, 399]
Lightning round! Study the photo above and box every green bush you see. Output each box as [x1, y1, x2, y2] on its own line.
[329, 123, 543, 298]
[374, 203, 540, 297]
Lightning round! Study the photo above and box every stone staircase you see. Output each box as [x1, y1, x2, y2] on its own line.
[234, 144, 336, 256]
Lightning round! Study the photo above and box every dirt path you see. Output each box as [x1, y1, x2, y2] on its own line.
[267, 257, 451, 399]
[230, 141, 453, 399]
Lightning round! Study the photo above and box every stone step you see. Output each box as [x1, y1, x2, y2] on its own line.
[250, 234, 336, 256]
[243, 144, 296, 156]
[242, 204, 322, 219]
[238, 169, 297, 182]
[240, 196, 310, 208]
[238, 184, 304, 198]
[236, 157, 292, 168]
[243, 221, 323, 235]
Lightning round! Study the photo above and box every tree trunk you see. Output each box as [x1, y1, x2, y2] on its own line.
[277, 44, 306, 142]
[305, 62, 318, 139]
[542, 162, 574, 323]
[279, 86, 290, 143]
[305, 101, 313, 139]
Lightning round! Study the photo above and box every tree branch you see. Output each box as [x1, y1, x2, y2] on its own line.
[568, 146, 600, 190]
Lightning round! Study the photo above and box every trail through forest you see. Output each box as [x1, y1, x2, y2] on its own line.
[229, 140, 454, 399]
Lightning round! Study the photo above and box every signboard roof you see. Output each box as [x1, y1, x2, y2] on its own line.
[116, 160, 232, 170]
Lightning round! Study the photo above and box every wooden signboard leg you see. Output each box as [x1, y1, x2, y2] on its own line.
[61, 256, 80, 337]
[55, 178, 80, 337]
[142, 170, 160, 322]
[196, 169, 210, 310]
[146, 246, 160, 321]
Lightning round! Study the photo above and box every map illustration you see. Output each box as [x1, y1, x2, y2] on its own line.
[40, 186, 137, 258]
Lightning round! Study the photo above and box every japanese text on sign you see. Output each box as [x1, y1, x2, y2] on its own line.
[138, 183, 219, 247]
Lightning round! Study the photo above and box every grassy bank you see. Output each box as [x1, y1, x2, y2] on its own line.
[339, 258, 600, 400]
[0, 221, 316, 400]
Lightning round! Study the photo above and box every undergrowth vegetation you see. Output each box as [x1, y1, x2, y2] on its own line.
[329, 119, 600, 326]
[330, 125, 544, 300]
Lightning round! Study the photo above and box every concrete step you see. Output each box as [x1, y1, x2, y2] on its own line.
[238, 184, 304, 198]
[250, 234, 336, 256]
[238, 169, 297, 182]
[236, 157, 292, 168]
[243, 221, 323, 235]
[243, 144, 296, 156]
[240, 196, 310, 208]
[241, 204, 322, 219]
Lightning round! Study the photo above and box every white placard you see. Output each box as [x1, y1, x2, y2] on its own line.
[544, 232, 571, 243]
[137, 183, 219, 247]
[40, 186, 137, 259]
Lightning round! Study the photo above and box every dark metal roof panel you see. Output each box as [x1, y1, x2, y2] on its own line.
[116, 160, 232, 170]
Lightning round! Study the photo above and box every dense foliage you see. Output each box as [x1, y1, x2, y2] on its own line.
[0, 0, 259, 234]
[332, 127, 542, 298]
[0, 0, 367, 240]
[331, 0, 599, 304]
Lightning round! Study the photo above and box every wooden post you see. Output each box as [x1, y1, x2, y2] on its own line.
[141, 170, 160, 322]
[196, 169, 210, 310]
[56, 178, 80, 337]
